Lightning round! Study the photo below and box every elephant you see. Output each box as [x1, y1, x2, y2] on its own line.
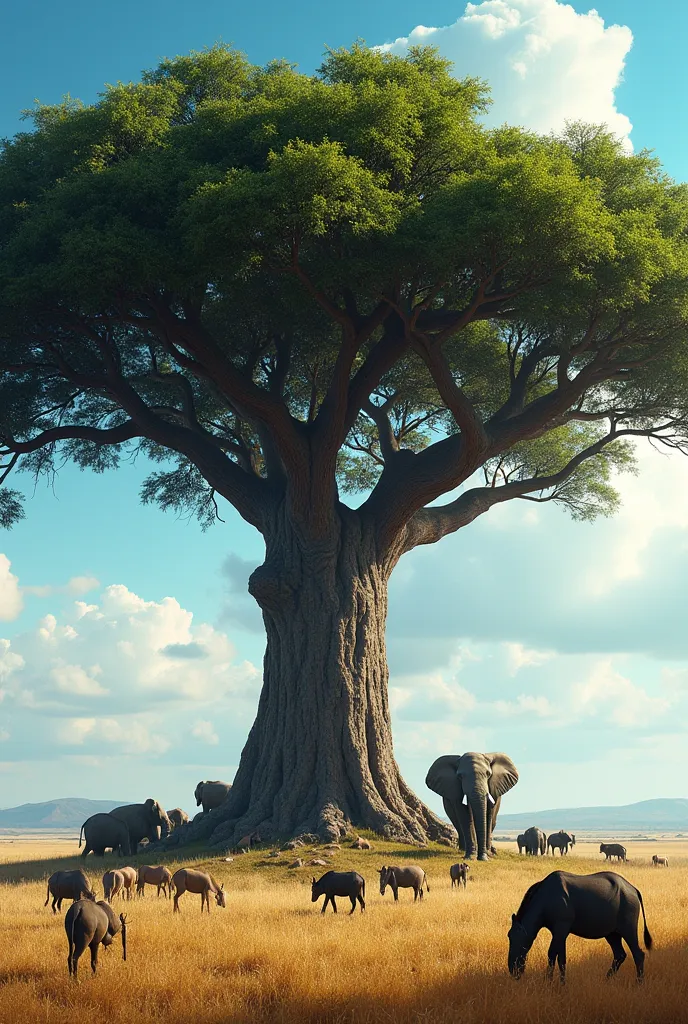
[523, 825, 546, 855]
[517, 833, 527, 855]
[426, 752, 519, 861]
[109, 799, 171, 851]
[79, 813, 131, 858]
[194, 780, 232, 814]
[167, 808, 189, 830]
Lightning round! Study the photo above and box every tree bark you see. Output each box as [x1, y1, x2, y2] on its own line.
[171, 504, 453, 849]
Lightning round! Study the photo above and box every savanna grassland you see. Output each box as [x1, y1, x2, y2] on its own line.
[1, 837, 687, 1024]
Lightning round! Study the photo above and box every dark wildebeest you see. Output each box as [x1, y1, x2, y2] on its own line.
[652, 855, 669, 867]
[508, 870, 652, 984]
[171, 868, 225, 913]
[547, 831, 576, 855]
[450, 863, 470, 889]
[600, 842, 627, 862]
[137, 865, 174, 898]
[65, 899, 126, 978]
[45, 870, 96, 914]
[379, 865, 429, 902]
[311, 871, 365, 914]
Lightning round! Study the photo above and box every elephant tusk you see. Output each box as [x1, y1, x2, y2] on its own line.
[462, 794, 468, 805]
[487, 793, 496, 805]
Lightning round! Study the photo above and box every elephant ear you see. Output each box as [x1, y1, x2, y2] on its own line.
[144, 798, 155, 811]
[486, 753, 518, 798]
[425, 755, 463, 799]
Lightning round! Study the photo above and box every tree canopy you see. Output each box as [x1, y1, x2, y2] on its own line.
[2, 43, 688, 550]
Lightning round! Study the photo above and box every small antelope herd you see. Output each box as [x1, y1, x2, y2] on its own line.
[41, 841, 672, 982]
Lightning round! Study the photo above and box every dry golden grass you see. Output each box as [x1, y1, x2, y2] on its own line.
[1, 836, 687, 1024]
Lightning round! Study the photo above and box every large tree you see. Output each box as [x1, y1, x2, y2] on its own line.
[2, 45, 688, 847]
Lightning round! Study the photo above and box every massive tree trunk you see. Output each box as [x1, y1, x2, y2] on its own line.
[172, 504, 453, 849]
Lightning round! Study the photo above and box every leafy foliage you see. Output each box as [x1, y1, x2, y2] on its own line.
[2, 45, 688, 546]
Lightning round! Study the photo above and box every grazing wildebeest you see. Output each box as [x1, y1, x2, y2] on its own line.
[102, 869, 125, 903]
[171, 868, 225, 913]
[379, 865, 429, 902]
[64, 899, 126, 979]
[600, 842, 627, 862]
[119, 866, 137, 900]
[136, 865, 173, 898]
[516, 833, 526, 855]
[508, 870, 652, 984]
[652, 855, 669, 867]
[547, 831, 576, 855]
[450, 863, 470, 889]
[311, 871, 365, 914]
[45, 870, 96, 914]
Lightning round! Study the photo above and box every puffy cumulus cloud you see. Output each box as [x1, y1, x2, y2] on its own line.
[0, 555, 22, 621]
[571, 659, 671, 728]
[56, 716, 171, 755]
[493, 693, 554, 717]
[0, 583, 259, 714]
[191, 720, 220, 745]
[389, 443, 688, 660]
[378, 0, 633, 146]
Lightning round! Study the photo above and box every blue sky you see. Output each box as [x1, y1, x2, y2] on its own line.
[2, 0, 688, 818]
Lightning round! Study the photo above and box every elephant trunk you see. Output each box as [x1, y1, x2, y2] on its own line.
[467, 788, 489, 861]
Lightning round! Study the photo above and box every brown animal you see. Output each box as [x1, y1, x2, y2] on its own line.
[379, 865, 429, 902]
[119, 866, 137, 900]
[450, 862, 470, 889]
[235, 830, 261, 852]
[172, 868, 226, 913]
[652, 855, 669, 867]
[167, 808, 189, 830]
[351, 837, 371, 850]
[65, 899, 126, 979]
[45, 870, 96, 914]
[136, 865, 174, 898]
[102, 869, 125, 902]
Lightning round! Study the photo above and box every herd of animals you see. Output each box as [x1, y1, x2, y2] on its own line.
[27, 758, 678, 984]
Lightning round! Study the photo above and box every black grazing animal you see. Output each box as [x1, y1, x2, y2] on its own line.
[523, 826, 546, 856]
[508, 870, 652, 984]
[65, 899, 126, 978]
[45, 870, 96, 914]
[547, 831, 575, 855]
[600, 842, 627, 862]
[311, 871, 365, 914]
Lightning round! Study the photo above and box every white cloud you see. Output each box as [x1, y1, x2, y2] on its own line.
[493, 693, 554, 716]
[504, 642, 553, 674]
[378, 0, 633, 147]
[0, 583, 259, 713]
[0, 555, 23, 621]
[191, 720, 219, 746]
[572, 659, 670, 727]
[583, 444, 688, 595]
[23, 575, 100, 599]
[50, 663, 108, 697]
[57, 716, 170, 755]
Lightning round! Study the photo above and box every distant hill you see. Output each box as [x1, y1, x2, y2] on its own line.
[0, 798, 127, 830]
[498, 798, 688, 832]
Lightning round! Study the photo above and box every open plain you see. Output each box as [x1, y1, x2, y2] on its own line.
[1, 837, 687, 1024]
